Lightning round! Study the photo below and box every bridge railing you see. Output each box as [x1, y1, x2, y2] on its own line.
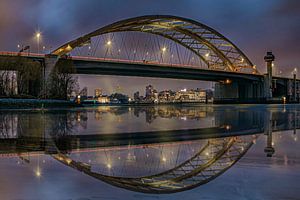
[0, 51, 259, 75]
[0, 51, 44, 58]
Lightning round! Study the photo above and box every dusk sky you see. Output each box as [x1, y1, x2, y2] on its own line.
[0, 0, 299, 96]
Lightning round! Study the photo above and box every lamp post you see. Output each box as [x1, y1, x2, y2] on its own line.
[293, 68, 297, 102]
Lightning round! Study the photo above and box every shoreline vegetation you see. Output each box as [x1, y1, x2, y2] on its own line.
[0, 98, 79, 109]
[0, 98, 213, 109]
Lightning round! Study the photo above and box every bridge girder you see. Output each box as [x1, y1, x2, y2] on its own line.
[52, 15, 258, 74]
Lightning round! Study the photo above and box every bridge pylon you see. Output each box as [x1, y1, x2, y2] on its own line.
[264, 52, 275, 100]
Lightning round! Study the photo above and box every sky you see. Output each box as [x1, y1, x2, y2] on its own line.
[0, 0, 299, 96]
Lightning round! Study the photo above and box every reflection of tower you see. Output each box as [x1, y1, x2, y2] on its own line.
[264, 130, 275, 157]
[264, 111, 275, 157]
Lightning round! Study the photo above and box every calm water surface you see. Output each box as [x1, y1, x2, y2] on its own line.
[0, 104, 299, 200]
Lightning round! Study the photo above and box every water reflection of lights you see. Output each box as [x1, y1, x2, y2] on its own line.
[35, 168, 41, 178]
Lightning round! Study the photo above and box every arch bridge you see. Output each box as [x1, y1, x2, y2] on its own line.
[48, 15, 267, 102]
[0, 15, 288, 102]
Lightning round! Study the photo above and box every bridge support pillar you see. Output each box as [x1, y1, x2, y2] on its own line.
[42, 55, 59, 96]
[214, 80, 264, 103]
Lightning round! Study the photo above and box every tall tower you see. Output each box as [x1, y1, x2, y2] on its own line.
[264, 52, 275, 100]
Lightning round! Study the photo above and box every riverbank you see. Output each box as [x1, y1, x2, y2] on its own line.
[0, 99, 80, 109]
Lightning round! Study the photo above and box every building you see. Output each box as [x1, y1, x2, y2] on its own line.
[174, 88, 207, 102]
[134, 91, 140, 102]
[94, 88, 102, 97]
[97, 95, 110, 103]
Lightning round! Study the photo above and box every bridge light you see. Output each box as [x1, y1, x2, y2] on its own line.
[283, 96, 286, 104]
[17, 44, 20, 48]
[162, 157, 167, 162]
[162, 47, 167, 52]
[272, 63, 274, 67]
[35, 168, 41, 177]
[225, 79, 232, 84]
[88, 46, 91, 50]
[66, 45, 72, 51]
[241, 58, 244, 62]
[106, 40, 112, 45]
[225, 125, 231, 130]
[205, 53, 209, 57]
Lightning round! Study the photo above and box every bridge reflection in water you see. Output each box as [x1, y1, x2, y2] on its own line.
[0, 105, 299, 193]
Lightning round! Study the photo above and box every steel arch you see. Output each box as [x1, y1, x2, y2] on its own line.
[52, 15, 257, 73]
[52, 135, 256, 194]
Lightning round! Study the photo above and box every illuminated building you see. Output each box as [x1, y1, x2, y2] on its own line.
[94, 88, 102, 97]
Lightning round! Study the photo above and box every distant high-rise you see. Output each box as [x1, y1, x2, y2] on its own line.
[145, 85, 154, 98]
[95, 88, 102, 97]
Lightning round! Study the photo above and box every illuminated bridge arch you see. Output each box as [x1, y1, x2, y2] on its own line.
[52, 135, 256, 193]
[52, 15, 257, 74]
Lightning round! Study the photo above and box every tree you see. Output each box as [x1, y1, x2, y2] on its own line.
[0, 56, 43, 98]
[15, 57, 42, 96]
[47, 59, 79, 100]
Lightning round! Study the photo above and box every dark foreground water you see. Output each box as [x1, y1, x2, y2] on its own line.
[0, 104, 299, 200]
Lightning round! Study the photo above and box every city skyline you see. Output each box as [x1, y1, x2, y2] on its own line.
[0, 1, 299, 95]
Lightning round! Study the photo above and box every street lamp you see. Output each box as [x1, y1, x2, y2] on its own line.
[35, 32, 41, 54]
[291, 68, 298, 76]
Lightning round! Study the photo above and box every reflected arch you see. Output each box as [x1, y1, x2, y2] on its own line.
[51, 135, 256, 194]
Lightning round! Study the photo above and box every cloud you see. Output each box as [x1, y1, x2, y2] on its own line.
[0, 0, 299, 93]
